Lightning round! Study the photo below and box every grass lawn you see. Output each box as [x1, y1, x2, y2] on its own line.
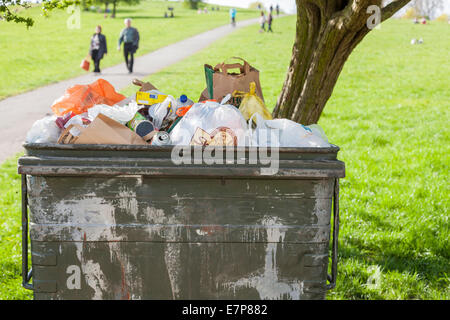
[0, 0, 258, 100]
[1, 15, 449, 299]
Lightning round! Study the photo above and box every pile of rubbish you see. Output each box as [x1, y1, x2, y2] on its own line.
[26, 58, 330, 148]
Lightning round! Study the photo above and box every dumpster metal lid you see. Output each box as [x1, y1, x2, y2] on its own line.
[18, 143, 345, 178]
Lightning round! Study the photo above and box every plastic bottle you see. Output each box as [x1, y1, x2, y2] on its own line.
[168, 95, 194, 121]
[177, 94, 194, 108]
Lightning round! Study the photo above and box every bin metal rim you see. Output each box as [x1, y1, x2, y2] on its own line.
[19, 143, 345, 178]
[22, 143, 340, 154]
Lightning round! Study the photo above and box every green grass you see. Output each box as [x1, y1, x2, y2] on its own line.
[1, 16, 449, 299]
[0, 0, 257, 100]
[0, 155, 32, 299]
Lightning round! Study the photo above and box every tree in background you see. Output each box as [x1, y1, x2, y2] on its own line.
[248, 2, 264, 10]
[410, 0, 444, 20]
[273, 0, 412, 124]
[435, 13, 448, 23]
[110, 0, 140, 18]
[95, 0, 111, 13]
[402, 7, 419, 19]
[183, 0, 203, 10]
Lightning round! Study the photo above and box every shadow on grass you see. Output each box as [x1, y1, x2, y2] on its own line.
[353, 209, 394, 230]
[339, 237, 449, 283]
[127, 16, 181, 20]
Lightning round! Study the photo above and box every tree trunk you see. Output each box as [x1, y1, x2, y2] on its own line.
[112, 0, 117, 18]
[105, 2, 109, 14]
[273, 0, 411, 124]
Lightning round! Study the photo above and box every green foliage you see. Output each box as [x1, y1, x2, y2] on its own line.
[0, 1, 35, 27]
[0, 0, 140, 26]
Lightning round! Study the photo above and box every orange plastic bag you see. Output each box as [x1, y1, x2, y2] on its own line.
[51, 79, 126, 116]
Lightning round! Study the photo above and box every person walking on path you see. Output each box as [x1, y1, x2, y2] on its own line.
[276, 4, 280, 16]
[117, 18, 140, 74]
[267, 12, 273, 32]
[259, 11, 266, 33]
[89, 25, 107, 74]
[230, 7, 236, 27]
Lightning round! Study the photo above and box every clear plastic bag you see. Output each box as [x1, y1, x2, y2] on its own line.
[150, 95, 177, 127]
[170, 100, 247, 146]
[26, 116, 62, 144]
[249, 113, 330, 147]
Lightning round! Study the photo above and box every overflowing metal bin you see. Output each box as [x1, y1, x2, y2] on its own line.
[18, 143, 345, 300]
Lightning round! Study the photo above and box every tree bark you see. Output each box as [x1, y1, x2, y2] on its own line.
[273, 0, 411, 124]
[112, 0, 117, 18]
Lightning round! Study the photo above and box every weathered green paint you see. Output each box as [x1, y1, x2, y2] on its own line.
[19, 144, 345, 300]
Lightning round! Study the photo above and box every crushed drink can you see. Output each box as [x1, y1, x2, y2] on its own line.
[151, 131, 171, 146]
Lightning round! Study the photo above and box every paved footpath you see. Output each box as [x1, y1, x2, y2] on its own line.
[0, 17, 261, 163]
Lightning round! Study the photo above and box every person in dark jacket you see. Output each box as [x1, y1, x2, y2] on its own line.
[267, 12, 273, 32]
[117, 18, 140, 73]
[89, 25, 107, 73]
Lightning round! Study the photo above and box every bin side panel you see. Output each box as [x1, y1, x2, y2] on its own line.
[31, 241, 328, 300]
[27, 176, 333, 229]
[28, 174, 333, 300]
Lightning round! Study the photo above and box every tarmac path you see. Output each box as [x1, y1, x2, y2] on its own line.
[0, 17, 262, 163]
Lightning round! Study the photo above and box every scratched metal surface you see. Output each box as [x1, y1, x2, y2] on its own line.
[20, 144, 345, 300]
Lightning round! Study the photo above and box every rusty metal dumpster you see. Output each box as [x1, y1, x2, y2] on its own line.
[18, 143, 345, 300]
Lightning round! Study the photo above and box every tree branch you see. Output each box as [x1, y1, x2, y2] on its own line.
[381, 0, 411, 22]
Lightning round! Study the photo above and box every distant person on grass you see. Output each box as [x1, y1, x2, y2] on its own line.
[230, 8, 236, 27]
[117, 18, 140, 74]
[276, 4, 280, 16]
[259, 11, 266, 32]
[267, 12, 273, 32]
[89, 25, 107, 74]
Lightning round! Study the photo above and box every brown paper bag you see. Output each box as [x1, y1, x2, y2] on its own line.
[58, 113, 148, 145]
[200, 57, 264, 106]
[132, 78, 158, 92]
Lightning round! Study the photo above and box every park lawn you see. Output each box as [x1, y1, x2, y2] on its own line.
[0, 0, 257, 100]
[1, 15, 449, 299]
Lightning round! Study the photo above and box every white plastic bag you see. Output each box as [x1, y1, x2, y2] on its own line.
[64, 114, 88, 137]
[170, 100, 247, 146]
[87, 102, 140, 125]
[249, 113, 330, 147]
[115, 94, 136, 107]
[26, 116, 62, 143]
